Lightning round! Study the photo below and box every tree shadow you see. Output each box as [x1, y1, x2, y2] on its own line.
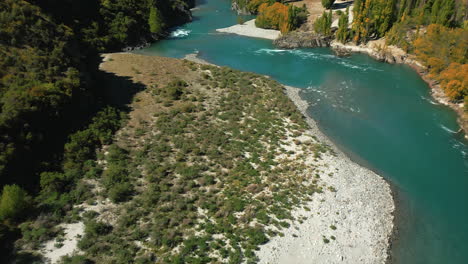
[10, 251, 44, 264]
[0, 70, 144, 191]
[97, 71, 146, 109]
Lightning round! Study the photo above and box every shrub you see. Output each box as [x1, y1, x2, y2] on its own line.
[164, 79, 188, 100]
[0, 185, 30, 222]
[108, 182, 134, 203]
[78, 220, 112, 250]
[245, 227, 269, 245]
[61, 255, 93, 264]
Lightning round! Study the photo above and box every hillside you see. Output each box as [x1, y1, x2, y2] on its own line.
[0, 0, 193, 260]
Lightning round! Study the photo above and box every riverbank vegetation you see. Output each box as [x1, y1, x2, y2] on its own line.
[0, 0, 193, 260]
[32, 54, 335, 263]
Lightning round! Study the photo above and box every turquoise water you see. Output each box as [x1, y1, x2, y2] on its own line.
[137, 0, 468, 263]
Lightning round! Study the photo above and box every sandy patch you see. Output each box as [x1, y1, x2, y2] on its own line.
[216, 19, 281, 40]
[42, 222, 85, 264]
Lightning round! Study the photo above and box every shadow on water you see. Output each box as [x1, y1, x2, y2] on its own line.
[333, 0, 354, 10]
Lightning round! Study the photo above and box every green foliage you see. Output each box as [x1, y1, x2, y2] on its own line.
[352, 0, 397, 43]
[19, 221, 55, 248]
[321, 0, 335, 9]
[288, 5, 309, 29]
[149, 7, 165, 34]
[63, 107, 124, 170]
[108, 183, 134, 203]
[68, 60, 324, 263]
[246, 227, 269, 245]
[0, 0, 193, 260]
[336, 7, 350, 43]
[314, 10, 333, 36]
[385, 19, 415, 52]
[61, 255, 93, 264]
[0, 185, 30, 222]
[353, 0, 466, 43]
[164, 79, 189, 100]
[430, 0, 456, 26]
[0, 0, 80, 179]
[255, 2, 307, 33]
[0, 0, 193, 187]
[246, 0, 275, 14]
[78, 220, 112, 250]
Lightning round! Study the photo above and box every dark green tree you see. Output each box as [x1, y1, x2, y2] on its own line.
[321, 0, 336, 9]
[336, 7, 350, 43]
[314, 10, 333, 36]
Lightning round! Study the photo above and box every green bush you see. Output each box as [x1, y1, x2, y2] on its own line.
[164, 79, 189, 100]
[109, 183, 134, 203]
[61, 255, 93, 264]
[0, 185, 30, 222]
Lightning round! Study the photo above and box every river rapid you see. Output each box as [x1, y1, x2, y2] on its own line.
[136, 0, 468, 263]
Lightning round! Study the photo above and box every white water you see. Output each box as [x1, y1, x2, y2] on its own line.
[170, 29, 191, 38]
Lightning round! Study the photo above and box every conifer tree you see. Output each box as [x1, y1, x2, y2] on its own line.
[436, 0, 455, 26]
[336, 7, 350, 43]
[314, 10, 332, 35]
[321, 0, 336, 9]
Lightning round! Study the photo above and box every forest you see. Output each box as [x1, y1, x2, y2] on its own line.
[0, 0, 193, 260]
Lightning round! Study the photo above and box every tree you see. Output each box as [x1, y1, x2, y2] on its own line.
[437, 63, 468, 101]
[0, 185, 30, 222]
[322, 0, 336, 9]
[255, 2, 292, 33]
[336, 7, 350, 43]
[288, 5, 308, 29]
[149, 6, 164, 34]
[314, 10, 333, 36]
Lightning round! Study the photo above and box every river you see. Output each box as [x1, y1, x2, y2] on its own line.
[136, 0, 468, 263]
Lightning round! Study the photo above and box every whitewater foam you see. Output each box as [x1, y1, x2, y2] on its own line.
[170, 29, 191, 38]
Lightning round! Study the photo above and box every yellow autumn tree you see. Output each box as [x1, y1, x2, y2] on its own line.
[438, 63, 468, 101]
[255, 2, 291, 33]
